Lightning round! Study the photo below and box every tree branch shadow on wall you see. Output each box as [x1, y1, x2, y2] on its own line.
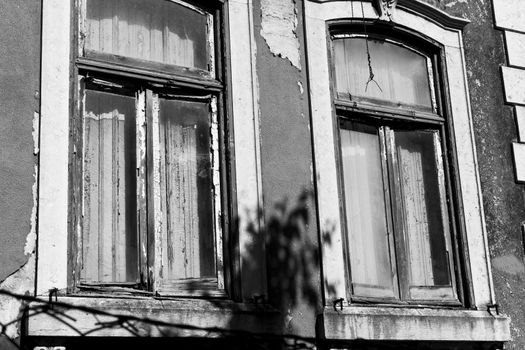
[0, 189, 334, 350]
[0, 189, 507, 350]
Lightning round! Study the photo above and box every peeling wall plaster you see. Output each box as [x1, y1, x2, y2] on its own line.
[0, 256, 35, 339]
[260, 0, 301, 69]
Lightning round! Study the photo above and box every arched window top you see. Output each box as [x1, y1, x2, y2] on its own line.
[333, 35, 436, 112]
[309, 0, 469, 30]
[84, 0, 215, 73]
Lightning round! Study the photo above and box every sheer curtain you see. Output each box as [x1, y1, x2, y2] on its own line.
[85, 0, 209, 70]
[82, 90, 138, 283]
[334, 38, 432, 109]
[395, 130, 450, 287]
[160, 98, 216, 281]
[340, 124, 394, 295]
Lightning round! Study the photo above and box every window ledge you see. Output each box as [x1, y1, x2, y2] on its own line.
[322, 306, 510, 342]
[26, 296, 281, 337]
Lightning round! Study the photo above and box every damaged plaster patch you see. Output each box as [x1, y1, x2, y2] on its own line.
[297, 81, 304, 94]
[33, 111, 40, 156]
[24, 165, 38, 255]
[260, 0, 301, 69]
[0, 255, 35, 339]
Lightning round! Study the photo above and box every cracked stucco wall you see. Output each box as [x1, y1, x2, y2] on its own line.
[0, 1, 41, 348]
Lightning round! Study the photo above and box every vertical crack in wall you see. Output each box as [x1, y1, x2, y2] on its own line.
[260, 0, 302, 70]
[0, 111, 39, 342]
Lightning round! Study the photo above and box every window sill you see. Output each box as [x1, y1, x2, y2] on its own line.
[322, 306, 510, 342]
[26, 296, 281, 337]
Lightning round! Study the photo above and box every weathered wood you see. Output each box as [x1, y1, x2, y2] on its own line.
[83, 97, 100, 282]
[136, 90, 148, 287]
[81, 89, 138, 284]
[78, 54, 222, 89]
[211, 96, 224, 290]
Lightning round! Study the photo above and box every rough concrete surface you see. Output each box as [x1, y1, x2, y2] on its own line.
[0, 1, 41, 348]
[440, 0, 525, 348]
[255, 0, 321, 337]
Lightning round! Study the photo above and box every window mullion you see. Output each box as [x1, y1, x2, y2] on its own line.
[385, 126, 410, 301]
[210, 96, 225, 291]
[379, 126, 400, 300]
[433, 130, 458, 299]
[136, 89, 149, 289]
[146, 88, 163, 293]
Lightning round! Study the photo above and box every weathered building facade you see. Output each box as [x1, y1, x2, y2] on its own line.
[0, 0, 524, 349]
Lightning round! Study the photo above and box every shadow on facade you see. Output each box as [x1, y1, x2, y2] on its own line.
[0, 189, 328, 350]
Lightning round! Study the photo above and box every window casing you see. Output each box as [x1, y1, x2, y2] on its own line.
[331, 32, 461, 305]
[304, 1, 509, 343]
[71, 0, 229, 297]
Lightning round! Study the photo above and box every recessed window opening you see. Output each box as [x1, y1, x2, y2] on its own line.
[73, 0, 227, 298]
[332, 33, 460, 305]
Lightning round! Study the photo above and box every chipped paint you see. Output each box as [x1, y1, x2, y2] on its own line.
[210, 96, 225, 290]
[297, 81, 304, 94]
[260, 0, 301, 69]
[32, 111, 40, 156]
[24, 165, 38, 256]
[0, 255, 35, 339]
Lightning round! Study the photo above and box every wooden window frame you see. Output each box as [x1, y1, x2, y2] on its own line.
[68, 0, 235, 299]
[329, 26, 466, 307]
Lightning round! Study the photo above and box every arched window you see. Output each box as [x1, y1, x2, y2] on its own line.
[305, 0, 509, 343]
[331, 32, 458, 303]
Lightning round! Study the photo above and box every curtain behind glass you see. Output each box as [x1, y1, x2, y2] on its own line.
[82, 89, 138, 283]
[160, 98, 216, 281]
[334, 38, 432, 109]
[340, 123, 395, 297]
[85, 0, 210, 71]
[395, 130, 450, 287]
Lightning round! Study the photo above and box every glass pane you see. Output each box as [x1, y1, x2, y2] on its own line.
[395, 130, 450, 287]
[85, 0, 211, 71]
[81, 89, 138, 283]
[160, 98, 216, 281]
[334, 38, 432, 109]
[340, 122, 396, 297]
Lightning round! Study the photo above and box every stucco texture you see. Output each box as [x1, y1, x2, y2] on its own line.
[438, 0, 525, 349]
[0, 0, 41, 348]
[254, 0, 323, 338]
[0, 1, 40, 281]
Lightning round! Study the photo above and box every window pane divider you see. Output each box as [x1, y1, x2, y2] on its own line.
[349, 297, 462, 308]
[146, 90, 163, 293]
[210, 96, 225, 291]
[77, 56, 223, 91]
[136, 90, 148, 288]
[378, 126, 400, 301]
[385, 126, 411, 301]
[434, 131, 459, 301]
[335, 99, 444, 124]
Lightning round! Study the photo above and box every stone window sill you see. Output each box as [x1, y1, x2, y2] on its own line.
[322, 306, 510, 342]
[26, 296, 281, 337]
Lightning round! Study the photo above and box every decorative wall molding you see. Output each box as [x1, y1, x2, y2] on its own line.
[307, 0, 469, 29]
[372, 0, 397, 21]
